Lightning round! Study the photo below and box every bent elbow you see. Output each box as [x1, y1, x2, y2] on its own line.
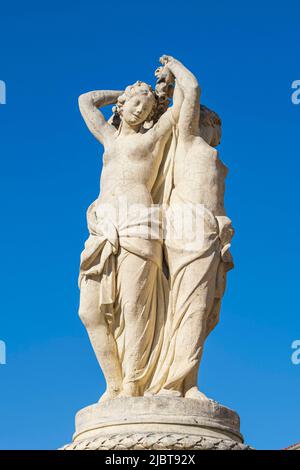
[78, 93, 91, 110]
[190, 79, 201, 96]
[183, 77, 201, 99]
[78, 94, 85, 110]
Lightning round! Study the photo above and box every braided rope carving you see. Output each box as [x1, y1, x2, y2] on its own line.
[61, 433, 252, 451]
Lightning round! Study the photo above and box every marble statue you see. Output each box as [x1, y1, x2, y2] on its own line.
[148, 56, 234, 399]
[78, 55, 233, 401]
[62, 55, 250, 451]
[78, 75, 182, 400]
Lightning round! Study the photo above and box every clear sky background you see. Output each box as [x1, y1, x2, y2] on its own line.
[0, 0, 299, 450]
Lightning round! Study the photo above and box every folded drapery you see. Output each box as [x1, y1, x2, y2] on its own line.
[79, 200, 164, 303]
[148, 192, 234, 393]
[79, 200, 168, 392]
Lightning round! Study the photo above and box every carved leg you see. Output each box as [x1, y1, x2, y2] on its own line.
[163, 306, 208, 395]
[161, 254, 219, 397]
[183, 359, 210, 401]
[116, 249, 159, 397]
[79, 275, 122, 400]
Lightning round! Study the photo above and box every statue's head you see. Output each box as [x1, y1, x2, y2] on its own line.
[115, 81, 157, 127]
[199, 105, 222, 147]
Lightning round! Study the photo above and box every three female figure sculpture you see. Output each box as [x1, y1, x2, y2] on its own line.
[77, 56, 234, 402]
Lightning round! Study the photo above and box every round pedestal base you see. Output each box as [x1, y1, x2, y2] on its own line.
[62, 396, 252, 450]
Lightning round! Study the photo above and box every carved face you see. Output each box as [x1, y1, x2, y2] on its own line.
[121, 93, 154, 126]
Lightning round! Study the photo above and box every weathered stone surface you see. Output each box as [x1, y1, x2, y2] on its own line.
[76, 55, 234, 400]
[62, 397, 252, 451]
[61, 55, 252, 451]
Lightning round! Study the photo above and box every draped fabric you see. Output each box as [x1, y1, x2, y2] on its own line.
[148, 192, 234, 394]
[79, 200, 168, 392]
[151, 127, 178, 206]
[78, 120, 234, 396]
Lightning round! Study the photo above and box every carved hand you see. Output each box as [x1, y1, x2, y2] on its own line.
[159, 54, 175, 65]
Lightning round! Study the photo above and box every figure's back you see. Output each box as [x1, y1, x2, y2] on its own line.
[172, 135, 228, 216]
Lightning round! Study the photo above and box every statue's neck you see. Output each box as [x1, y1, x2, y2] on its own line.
[119, 120, 141, 137]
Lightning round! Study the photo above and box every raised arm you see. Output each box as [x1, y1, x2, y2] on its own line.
[145, 67, 183, 143]
[161, 55, 201, 138]
[78, 90, 123, 145]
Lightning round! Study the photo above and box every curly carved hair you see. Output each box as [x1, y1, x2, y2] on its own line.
[110, 79, 172, 130]
[199, 105, 222, 128]
[111, 81, 158, 129]
[199, 105, 222, 147]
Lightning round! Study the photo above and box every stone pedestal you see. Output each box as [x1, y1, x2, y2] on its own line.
[62, 397, 252, 450]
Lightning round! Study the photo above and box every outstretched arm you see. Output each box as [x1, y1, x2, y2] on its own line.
[161, 55, 201, 138]
[78, 90, 123, 145]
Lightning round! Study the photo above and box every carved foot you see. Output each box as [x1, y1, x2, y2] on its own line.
[119, 383, 139, 397]
[184, 387, 210, 401]
[98, 388, 121, 403]
[157, 388, 182, 398]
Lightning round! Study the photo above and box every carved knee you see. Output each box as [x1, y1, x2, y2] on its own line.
[78, 303, 101, 329]
[123, 301, 139, 320]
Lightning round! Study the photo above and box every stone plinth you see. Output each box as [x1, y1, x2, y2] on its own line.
[62, 397, 252, 450]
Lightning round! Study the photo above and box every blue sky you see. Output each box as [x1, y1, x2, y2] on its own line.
[0, 0, 299, 450]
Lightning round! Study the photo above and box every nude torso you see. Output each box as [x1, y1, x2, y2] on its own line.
[98, 132, 168, 209]
[172, 136, 228, 216]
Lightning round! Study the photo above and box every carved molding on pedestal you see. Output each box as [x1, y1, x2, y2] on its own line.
[62, 432, 252, 451]
[61, 397, 253, 451]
